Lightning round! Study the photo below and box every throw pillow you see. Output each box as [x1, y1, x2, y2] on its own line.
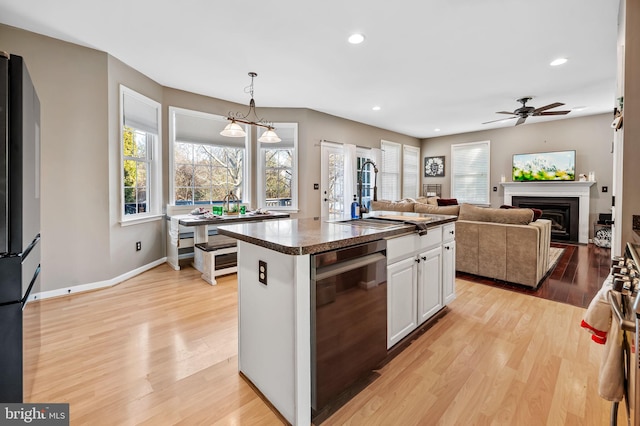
[437, 198, 458, 206]
[427, 196, 440, 205]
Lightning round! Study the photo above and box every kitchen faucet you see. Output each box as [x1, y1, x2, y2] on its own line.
[358, 160, 378, 214]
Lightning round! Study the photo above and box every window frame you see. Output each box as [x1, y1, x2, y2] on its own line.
[256, 123, 299, 211]
[119, 85, 162, 225]
[168, 107, 251, 207]
[450, 140, 491, 205]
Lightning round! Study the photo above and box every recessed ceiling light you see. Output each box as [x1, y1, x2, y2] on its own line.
[348, 33, 365, 44]
[372, 106, 381, 111]
[572, 106, 587, 111]
[550, 57, 568, 66]
[434, 128, 441, 132]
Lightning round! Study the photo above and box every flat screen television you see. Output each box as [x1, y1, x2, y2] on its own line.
[512, 150, 575, 181]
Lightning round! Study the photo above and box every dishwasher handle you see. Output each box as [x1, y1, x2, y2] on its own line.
[313, 252, 385, 281]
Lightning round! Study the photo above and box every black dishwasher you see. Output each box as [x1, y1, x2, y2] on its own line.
[311, 239, 387, 414]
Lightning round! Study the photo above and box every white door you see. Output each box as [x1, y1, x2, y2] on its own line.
[443, 241, 456, 305]
[417, 246, 442, 324]
[612, 129, 623, 257]
[387, 257, 418, 348]
[321, 144, 345, 220]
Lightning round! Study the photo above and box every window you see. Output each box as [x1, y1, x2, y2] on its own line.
[356, 147, 375, 211]
[257, 124, 298, 210]
[451, 141, 490, 205]
[381, 140, 401, 201]
[169, 107, 249, 206]
[120, 86, 162, 223]
[402, 145, 420, 199]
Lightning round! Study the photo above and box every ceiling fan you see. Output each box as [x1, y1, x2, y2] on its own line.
[483, 97, 571, 126]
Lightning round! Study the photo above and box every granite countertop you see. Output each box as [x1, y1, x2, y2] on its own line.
[217, 211, 457, 255]
[170, 211, 290, 226]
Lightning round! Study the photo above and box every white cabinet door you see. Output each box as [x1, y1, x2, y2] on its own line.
[387, 257, 418, 349]
[417, 246, 442, 325]
[443, 241, 456, 305]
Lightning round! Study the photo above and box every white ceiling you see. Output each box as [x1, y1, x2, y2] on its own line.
[0, 0, 620, 138]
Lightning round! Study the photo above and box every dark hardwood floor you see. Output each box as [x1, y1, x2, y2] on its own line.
[456, 242, 612, 309]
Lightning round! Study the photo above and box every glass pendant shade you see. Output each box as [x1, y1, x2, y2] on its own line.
[258, 129, 281, 143]
[220, 121, 247, 137]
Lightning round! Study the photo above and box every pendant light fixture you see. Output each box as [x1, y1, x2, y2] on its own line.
[220, 72, 281, 143]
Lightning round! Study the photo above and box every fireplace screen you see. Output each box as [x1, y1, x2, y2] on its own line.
[512, 196, 580, 243]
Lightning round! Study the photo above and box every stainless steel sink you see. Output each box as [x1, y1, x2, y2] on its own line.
[332, 218, 408, 229]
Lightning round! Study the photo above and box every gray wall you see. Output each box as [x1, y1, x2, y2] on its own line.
[1, 24, 111, 291]
[1, 23, 420, 293]
[421, 113, 614, 238]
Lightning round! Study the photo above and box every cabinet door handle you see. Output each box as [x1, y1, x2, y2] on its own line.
[444, 245, 450, 250]
[421, 256, 427, 261]
[449, 230, 454, 235]
[415, 258, 420, 263]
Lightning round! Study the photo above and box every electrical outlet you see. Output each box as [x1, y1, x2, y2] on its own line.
[602, 186, 608, 192]
[493, 186, 497, 192]
[136, 241, 142, 251]
[314, 183, 319, 190]
[258, 260, 267, 285]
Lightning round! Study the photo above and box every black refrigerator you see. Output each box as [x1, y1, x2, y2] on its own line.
[0, 52, 41, 403]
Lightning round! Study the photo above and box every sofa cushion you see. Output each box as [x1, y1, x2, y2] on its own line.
[370, 199, 415, 212]
[500, 204, 543, 221]
[415, 196, 440, 205]
[437, 198, 458, 206]
[458, 203, 533, 225]
[414, 203, 460, 216]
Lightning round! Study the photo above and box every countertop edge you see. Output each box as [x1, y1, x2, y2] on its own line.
[218, 216, 457, 255]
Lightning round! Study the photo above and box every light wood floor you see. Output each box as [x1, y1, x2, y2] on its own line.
[25, 264, 616, 425]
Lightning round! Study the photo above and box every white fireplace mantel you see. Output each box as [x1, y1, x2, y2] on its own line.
[501, 181, 595, 244]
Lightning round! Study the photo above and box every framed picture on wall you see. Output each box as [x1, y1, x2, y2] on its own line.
[424, 156, 445, 177]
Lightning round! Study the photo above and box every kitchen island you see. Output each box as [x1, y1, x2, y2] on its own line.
[217, 212, 456, 425]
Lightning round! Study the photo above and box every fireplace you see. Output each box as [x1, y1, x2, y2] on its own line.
[502, 181, 595, 244]
[512, 196, 580, 243]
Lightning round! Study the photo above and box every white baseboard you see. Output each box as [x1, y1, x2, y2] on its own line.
[31, 257, 168, 301]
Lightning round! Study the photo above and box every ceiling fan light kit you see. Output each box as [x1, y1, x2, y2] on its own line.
[482, 97, 571, 126]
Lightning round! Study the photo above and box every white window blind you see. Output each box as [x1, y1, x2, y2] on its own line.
[402, 145, 420, 199]
[123, 91, 159, 135]
[451, 141, 490, 205]
[381, 140, 400, 201]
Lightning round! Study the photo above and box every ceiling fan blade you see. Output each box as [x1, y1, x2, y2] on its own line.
[515, 116, 527, 126]
[496, 111, 517, 115]
[536, 110, 571, 116]
[533, 102, 565, 113]
[482, 116, 517, 124]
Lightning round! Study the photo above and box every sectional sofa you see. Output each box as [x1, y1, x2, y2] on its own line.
[370, 198, 552, 288]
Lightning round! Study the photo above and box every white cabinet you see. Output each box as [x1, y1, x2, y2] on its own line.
[386, 223, 456, 349]
[417, 246, 442, 324]
[442, 223, 456, 305]
[387, 257, 418, 348]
